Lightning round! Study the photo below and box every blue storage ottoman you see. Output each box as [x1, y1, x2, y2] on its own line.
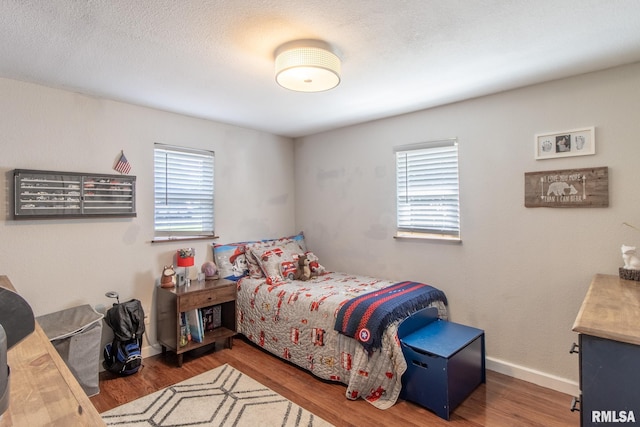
[398, 307, 485, 420]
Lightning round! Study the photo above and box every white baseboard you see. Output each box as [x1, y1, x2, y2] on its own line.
[142, 343, 162, 359]
[486, 356, 579, 397]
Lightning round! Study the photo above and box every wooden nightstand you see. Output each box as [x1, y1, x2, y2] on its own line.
[156, 279, 236, 367]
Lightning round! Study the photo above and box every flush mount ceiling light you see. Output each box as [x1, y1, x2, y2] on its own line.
[275, 40, 341, 92]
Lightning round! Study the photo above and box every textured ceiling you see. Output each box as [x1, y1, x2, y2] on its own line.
[2, 1, 640, 138]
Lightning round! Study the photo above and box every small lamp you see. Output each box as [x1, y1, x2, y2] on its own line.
[177, 248, 195, 285]
[275, 40, 341, 92]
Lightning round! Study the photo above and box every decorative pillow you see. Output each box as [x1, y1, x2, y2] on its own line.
[250, 239, 307, 282]
[213, 242, 253, 281]
[245, 232, 307, 279]
[245, 246, 264, 279]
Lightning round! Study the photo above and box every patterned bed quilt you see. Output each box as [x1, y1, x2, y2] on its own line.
[236, 272, 448, 409]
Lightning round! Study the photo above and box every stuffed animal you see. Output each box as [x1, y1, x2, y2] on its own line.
[295, 254, 311, 281]
[305, 252, 326, 276]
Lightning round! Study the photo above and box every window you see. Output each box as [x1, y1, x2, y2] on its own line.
[154, 144, 215, 238]
[395, 139, 460, 241]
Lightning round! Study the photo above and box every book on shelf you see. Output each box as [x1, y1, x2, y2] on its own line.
[180, 312, 191, 341]
[201, 306, 214, 331]
[200, 305, 222, 331]
[186, 309, 203, 343]
[198, 308, 204, 338]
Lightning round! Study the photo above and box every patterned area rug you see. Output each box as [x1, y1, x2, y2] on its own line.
[101, 364, 334, 426]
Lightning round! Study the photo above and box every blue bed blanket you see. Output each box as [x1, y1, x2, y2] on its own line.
[334, 281, 448, 353]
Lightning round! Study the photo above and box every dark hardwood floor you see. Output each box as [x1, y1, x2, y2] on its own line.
[91, 337, 579, 426]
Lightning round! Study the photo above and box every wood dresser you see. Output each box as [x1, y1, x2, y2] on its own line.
[572, 273, 640, 426]
[0, 276, 105, 426]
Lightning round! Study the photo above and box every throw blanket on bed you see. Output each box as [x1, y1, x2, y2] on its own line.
[335, 281, 448, 353]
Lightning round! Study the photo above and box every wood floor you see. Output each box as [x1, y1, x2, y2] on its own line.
[90, 337, 579, 426]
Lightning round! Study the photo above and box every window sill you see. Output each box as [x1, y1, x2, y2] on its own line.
[151, 235, 219, 244]
[394, 231, 461, 243]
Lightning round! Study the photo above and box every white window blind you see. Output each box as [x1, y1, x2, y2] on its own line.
[154, 144, 215, 237]
[395, 139, 460, 240]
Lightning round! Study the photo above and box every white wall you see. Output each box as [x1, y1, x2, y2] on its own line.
[3, 62, 639, 393]
[294, 62, 640, 394]
[0, 77, 295, 351]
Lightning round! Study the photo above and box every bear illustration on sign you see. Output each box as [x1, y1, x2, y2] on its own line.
[547, 181, 578, 196]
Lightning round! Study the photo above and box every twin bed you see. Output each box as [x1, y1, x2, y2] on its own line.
[213, 233, 448, 409]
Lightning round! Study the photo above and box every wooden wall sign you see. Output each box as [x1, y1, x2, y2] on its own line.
[524, 166, 608, 208]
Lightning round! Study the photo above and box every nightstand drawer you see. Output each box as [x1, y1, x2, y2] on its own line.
[178, 285, 235, 311]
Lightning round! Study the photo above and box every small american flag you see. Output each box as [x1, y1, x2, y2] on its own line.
[114, 151, 132, 174]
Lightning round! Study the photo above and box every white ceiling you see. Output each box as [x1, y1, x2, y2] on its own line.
[2, 1, 640, 138]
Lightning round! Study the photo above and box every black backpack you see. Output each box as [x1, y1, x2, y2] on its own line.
[103, 299, 145, 376]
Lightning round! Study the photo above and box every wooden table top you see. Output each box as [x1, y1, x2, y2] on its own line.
[0, 275, 105, 426]
[572, 273, 640, 345]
